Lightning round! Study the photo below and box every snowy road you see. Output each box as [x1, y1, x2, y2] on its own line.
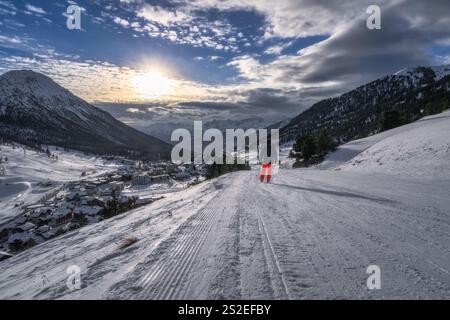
[106, 169, 450, 300]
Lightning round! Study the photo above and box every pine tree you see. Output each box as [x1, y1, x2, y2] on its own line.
[301, 137, 316, 161]
[379, 111, 404, 131]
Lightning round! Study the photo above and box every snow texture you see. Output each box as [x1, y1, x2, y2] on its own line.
[0, 111, 449, 299]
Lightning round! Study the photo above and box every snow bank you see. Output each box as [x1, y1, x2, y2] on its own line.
[335, 110, 450, 179]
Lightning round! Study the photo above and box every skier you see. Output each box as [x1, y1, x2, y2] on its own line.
[259, 162, 273, 183]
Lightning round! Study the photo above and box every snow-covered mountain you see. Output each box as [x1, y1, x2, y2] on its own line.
[280, 65, 450, 144]
[0, 70, 172, 160]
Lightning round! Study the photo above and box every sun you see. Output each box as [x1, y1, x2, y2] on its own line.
[133, 70, 172, 99]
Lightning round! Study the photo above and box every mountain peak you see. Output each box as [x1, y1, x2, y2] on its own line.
[394, 64, 450, 81]
[1, 69, 55, 86]
[0, 70, 172, 160]
[0, 69, 72, 100]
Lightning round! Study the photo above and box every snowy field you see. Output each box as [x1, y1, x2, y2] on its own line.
[0, 145, 120, 224]
[320, 110, 450, 178]
[339, 112, 450, 179]
[0, 111, 449, 299]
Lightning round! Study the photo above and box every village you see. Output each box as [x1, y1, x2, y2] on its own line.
[0, 157, 207, 257]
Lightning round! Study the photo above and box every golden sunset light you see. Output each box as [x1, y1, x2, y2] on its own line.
[132, 69, 173, 100]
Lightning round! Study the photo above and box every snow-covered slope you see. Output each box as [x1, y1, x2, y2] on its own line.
[0, 169, 449, 299]
[0, 177, 222, 299]
[320, 110, 450, 179]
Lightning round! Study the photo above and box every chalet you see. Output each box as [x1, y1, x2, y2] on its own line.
[37, 225, 51, 234]
[15, 222, 35, 233]
[110, 181, 125, 192]
[119, 195, 136, 207]
[66, 191, 87, 201]
[80, 196, 105, 207]
[14, 216, 27, 225]
[74, 206, 103, 217]
[8, 232, 33, 251]
[166, 163, 178, 174]
[41, 230, 56, 240]
[97, 186, 114, 197]
[132, 174, 152, 185]
[30, 207, 52, 219]
[151, 174, 170, 183]
[149, 168, 165, 176]
[48, 208, 73, 227]
[62, 222, 81, 232]
[174, 170, 190, 180]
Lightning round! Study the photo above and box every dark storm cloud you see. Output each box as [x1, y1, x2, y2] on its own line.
[286, 0, 450, 87]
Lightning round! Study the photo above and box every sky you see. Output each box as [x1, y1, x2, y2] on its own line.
[0, 0, 450, 130]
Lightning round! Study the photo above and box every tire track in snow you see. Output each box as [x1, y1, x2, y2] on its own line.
[112, 179, 233, 300]
[130, 204, 220, 299]
[242, 177, 292, 299]
[254, 203, 291, 300]
[256, 184, 351, 298]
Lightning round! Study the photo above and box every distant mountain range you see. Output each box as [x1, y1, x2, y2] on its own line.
[280, 65, 450, 144]
[0, 70, 172, 160]
[135, 117, 272, 143]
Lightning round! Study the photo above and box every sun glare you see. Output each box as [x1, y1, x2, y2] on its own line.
[133, 70, 172, 99]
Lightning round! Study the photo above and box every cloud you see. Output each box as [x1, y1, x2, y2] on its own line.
[264, 41, 293, 55]
[111, 2, 242, 51]
[227, 55, 265, 80]
[0, 1, 17, 16]
[137, 4, 192, 26]
[208, 56, 222, 61]
[172, 0, 392, 38]
[225, 0, 450, 96]
[25, 4, 46, 15]
[0, 34, 22, 44]
[126, 107, 145, 113]
[113, 16, 130, 27]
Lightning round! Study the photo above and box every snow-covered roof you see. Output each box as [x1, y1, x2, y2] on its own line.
[67, 191, 87, 200]
[74, 206, 102, 216]
[51, 208, 72, 218]
[14, 217, 27, 225]
[41, 230, 56, 240]
[17, 222, 35, 231]
[8, 232, 31, 243]
[37, 225, 50, 233]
